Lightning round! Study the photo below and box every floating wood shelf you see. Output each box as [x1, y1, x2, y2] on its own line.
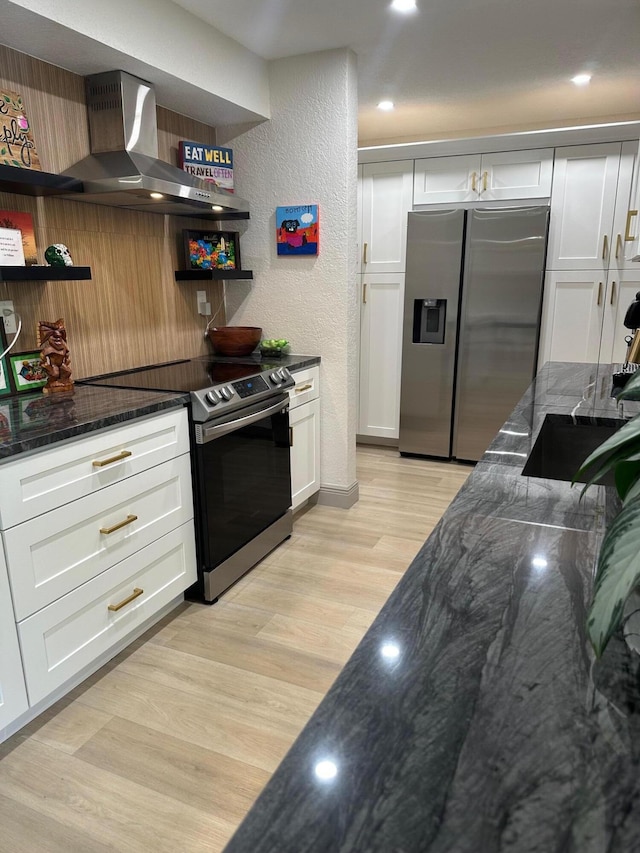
[0, 164, 83, 197]
[0, 266, 92, 282]
[174, 269, 254, 281]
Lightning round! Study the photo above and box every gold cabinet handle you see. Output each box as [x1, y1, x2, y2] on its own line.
[602, 234, 609, 260]
[100, 514, 138, 535]
[289, 426, 293, 447]
[471, 171, 477, 193]
[625, 210, 638, 242]
[482, 170, 488, 192]
[363, 242, 368, 264]
[616, 233, 623, 260]
[597, 281, 603, 306]
[610, 280, 617, 305]
[93, 450, 132, 468]
[108, 587, 143, 612]
[295, 383, 313, 393]
[363, 282, 367, 304]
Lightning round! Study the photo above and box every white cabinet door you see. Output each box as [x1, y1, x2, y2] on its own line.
[538, 270, 606, 368]
[358, 273, 405, 438]
[611, 140, 640, 272]
[413, 154, 481, 205]
[479, 149, 553, 201]
[289, 398, 320, 511]
[547, 143, 622, 271]
[600, 271, 640, 364]
[0, 546, 28, 732]
[361, 161, 413, 274]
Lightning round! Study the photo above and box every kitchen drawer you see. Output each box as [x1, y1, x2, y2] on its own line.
[0, 408, 189, 529]
[4, 455, 194, 620]
[18, 522, 197, 706]
[288, 366, 320, 410]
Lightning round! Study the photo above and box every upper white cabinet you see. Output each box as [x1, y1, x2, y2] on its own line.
[361, 161, 413, 273]
[413, 149, 553, 205]
[0, 546, 28, 732]
[547, 143, 628, 271]
[358, 272, 405, 439]
[611, 140, 640, 271]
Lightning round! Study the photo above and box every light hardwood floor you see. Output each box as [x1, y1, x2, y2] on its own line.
[0, 446, 470, 853]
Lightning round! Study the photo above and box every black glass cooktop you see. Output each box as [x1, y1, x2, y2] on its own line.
[83, 359, 275, 393]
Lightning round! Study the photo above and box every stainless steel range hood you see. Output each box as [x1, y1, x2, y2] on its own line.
[62, 71, 249, 219]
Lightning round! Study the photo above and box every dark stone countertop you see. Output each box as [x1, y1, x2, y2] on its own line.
[190, 352, 321, 372]
[0, 385, 188, 461]
[223, 362, 640, 853]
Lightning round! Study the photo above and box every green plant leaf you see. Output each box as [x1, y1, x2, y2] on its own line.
[573, 413, 640, 483]
[624, 475, 640, 505]
[576, 441, 640, 499]
[588, 496, 640, 656]
[615, 460, 640, 501]
[617, 369, 640, 401]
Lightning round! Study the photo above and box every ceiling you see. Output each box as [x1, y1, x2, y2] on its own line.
[171, 0, 640, 147]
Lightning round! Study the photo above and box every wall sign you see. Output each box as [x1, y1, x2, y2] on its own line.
[178, 141, 234, 192]
[0, 89, 41, 170]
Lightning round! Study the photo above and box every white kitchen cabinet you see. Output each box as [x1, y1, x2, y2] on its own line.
[0, 546, 28, 732]
[361, 161, 413, 273]
[413, 149, 553, 205]
[358, 272, 405, 439]
[600, 271, 640, 364]
[547, 143, 625, 271]
[288, 366, 320, 511]
[538, 270, 606, 368]
[611, 140, 640, 272]
[0, 406, 196, 738]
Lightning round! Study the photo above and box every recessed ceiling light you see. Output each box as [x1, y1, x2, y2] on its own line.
[572, 73, 592, 86]
[377, 100, 395, 111]
[391, 0, 417, 11]
[149, 192, 164, 199]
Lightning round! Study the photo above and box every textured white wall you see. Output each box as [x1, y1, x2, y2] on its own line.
[220, 49, 359, 493]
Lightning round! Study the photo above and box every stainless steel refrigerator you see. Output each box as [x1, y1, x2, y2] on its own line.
[399, 206, 549, 462]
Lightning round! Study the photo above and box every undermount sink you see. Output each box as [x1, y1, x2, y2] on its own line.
[521, 414, 625, 486]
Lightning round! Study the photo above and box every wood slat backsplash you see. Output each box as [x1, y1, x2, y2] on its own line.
[0, 45, 227, 378]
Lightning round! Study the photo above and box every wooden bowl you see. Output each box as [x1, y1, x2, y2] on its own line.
[207, 326, 262, 356]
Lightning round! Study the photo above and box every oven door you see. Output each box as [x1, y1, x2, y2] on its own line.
[193, 393, 291, 577]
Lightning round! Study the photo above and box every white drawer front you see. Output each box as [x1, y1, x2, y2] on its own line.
[0, 408, 189, 529]
[5, 456, 194, 620]
[288, 366, 320, 410]
[18, 523, 197, 705]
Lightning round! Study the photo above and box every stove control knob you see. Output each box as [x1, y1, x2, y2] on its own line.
[277, 368, 289, 381]
[269, 372, 280, 385]
[219, 386, 233, 401]
[206, 391, 219, 406]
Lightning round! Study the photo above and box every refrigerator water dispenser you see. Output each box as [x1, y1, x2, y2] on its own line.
[413, 299, 446, 344]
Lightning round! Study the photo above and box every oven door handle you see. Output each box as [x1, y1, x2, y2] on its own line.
[199, 397, 289, 442]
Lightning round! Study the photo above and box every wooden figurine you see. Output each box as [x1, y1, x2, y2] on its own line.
[37, 318, 74, 394]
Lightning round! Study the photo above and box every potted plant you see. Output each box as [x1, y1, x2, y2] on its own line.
[575, 368, 640, 657]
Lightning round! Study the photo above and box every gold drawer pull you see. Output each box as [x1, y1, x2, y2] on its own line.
[471, 171, 477, 193]
[616, 234, 623, 260]
[93, 450, 132, 468]
[363, 281, 367, 304]
[295, 383, 313, 393]
[610, 280, 616, 305]
[602, 234, 609, 260]
[482, 170, 488, 192]
[108, 587, 144, 612]
[289, 427, 293, 447]
[597, 281, 603, 306]
[625, 210, 638, 241]
[100, 514, 138, 535]
[363, 242, 368, 264]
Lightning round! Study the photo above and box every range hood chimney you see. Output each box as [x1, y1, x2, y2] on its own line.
[63, 70, 249, 219]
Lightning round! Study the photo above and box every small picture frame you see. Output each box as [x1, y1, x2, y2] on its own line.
[8, 351, 47, 393]
[276, 204, 319, 256]
[183, 230, 240, 271]
[0, 353, 11, 397]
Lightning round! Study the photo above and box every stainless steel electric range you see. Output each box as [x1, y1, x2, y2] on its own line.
[84, 358, 295, 602]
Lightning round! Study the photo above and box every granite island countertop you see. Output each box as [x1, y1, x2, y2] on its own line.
[223, 362, 640, 853]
